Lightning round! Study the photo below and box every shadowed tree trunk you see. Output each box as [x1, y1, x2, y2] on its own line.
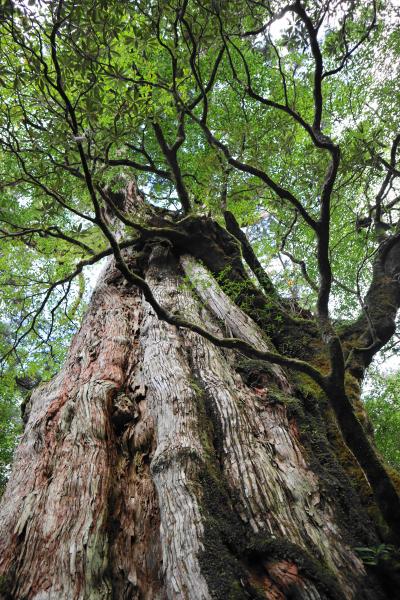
[0, 216, 397, 600]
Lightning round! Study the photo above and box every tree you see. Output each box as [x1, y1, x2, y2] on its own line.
[0, 0, 400, 597]
[363, 369, 400, 471]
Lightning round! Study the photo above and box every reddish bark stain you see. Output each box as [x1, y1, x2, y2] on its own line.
[266, 559, 304, 592]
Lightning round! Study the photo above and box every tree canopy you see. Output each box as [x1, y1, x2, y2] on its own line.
[0, 0, 400, 503]
[364, 368, 400, 471]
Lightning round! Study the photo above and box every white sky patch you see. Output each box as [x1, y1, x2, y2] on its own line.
[85, 257, 107, 292]
[379, 355, 400, 372]
[269, 12, 292, 43]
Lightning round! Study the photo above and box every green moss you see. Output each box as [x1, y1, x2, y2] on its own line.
[268, 385, 305, 420]
[0, 565, 16, 599]
[322, 379, 399, 543]
[387, 465, 400, 495]
[20, 391, 32, 425]
[275, 317, 321, 362]
[290, 373, 381, 547]
[294, 371, 325, 400]
[189, 360, 391, 597]
[237, 360, 381, 548]
[355, 545, 400, 597]
[236, 358, 281, 388]
[289, 366, 400, 552]
[191, 376, 363, 599]
[236, 359, 305, 422]
[198, 468, 255, 599]
[188, 378, 204, 398]
[194, 387, 248, 598]
[193, 381, 268, 599]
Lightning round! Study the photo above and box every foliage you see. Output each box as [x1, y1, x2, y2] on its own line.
[363, 369, 400, 471]
[355, 543, 398, 566]
[0, 0, 398, 326]
[0, 374, 22, 496]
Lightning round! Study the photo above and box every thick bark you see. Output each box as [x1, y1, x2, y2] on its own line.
[0, 248, 393, 599]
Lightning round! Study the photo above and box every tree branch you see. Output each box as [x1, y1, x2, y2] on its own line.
[224, 210, 278, 298]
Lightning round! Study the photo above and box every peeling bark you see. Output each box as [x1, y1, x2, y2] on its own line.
[0, 264, 162, 599]
[0, 249, 391, 599]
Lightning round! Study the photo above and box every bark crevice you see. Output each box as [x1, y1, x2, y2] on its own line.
[0, 238, 396, 599]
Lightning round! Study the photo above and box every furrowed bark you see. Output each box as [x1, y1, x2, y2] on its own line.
[179, 256, 368, 597]
[0, 260, 161, 599]
[0, 240, 394, 599]
[140, 246, 210, 599]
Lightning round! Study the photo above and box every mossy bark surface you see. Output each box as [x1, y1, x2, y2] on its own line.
[0, 235, 396, 599]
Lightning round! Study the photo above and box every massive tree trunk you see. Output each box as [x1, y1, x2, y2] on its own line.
[0, 235, 396, 599]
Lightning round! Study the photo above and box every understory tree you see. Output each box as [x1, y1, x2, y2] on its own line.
[1, 0, 400, 598]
